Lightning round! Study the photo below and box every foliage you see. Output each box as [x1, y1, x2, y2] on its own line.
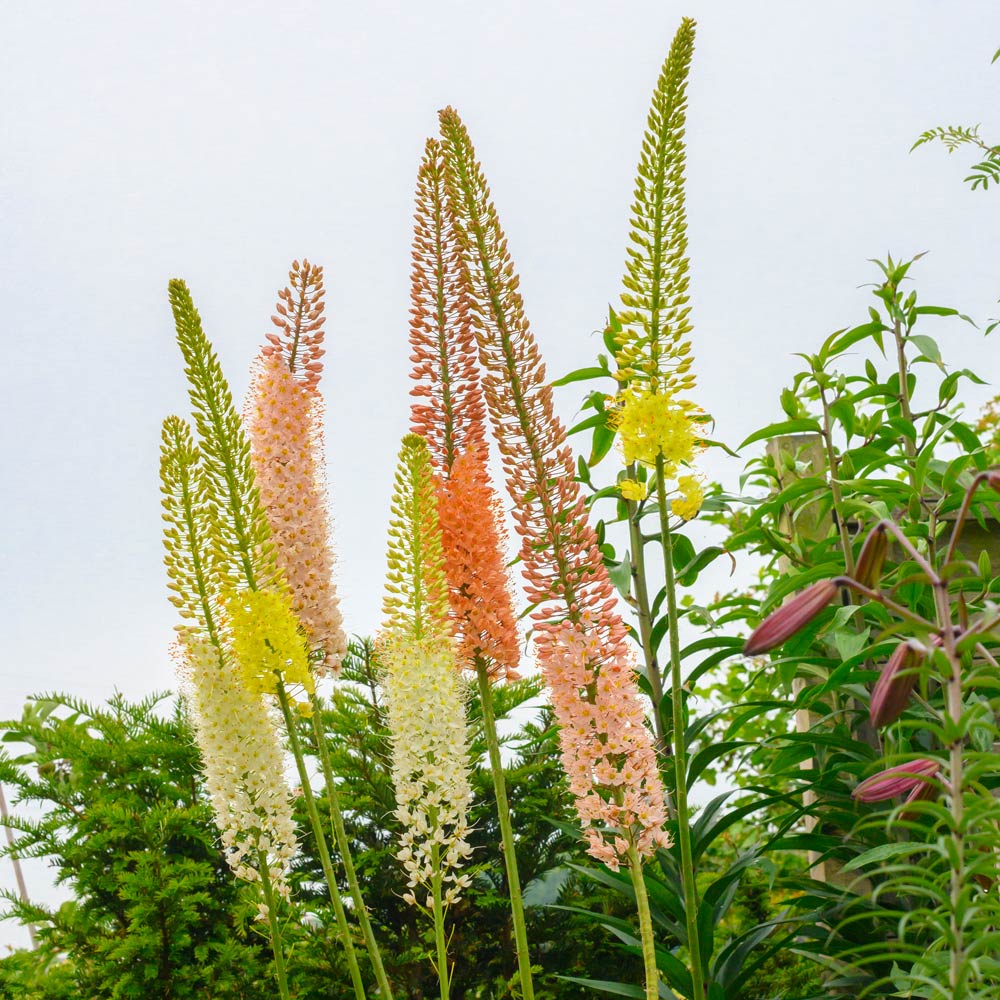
[0, 693, 275, 999]
[911, 47, 1000, 191]
[724, 255, 1000, 997]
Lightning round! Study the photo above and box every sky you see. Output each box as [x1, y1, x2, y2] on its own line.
[2, 0, 1000, 952]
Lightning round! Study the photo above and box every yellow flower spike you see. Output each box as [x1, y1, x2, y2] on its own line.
[383, 434, 451, 643]
[226, 589, 313, 697]
[672, 475, 705, 522]
[619, 479, 649, 503]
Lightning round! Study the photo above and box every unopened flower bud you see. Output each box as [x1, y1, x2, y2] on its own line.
[852, 758, 939, 804]
[855, 523, 888, 589]
[743, 580, 837, 655]
[870, 641, 922, 728]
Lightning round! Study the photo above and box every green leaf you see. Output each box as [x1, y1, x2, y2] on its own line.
[826, 321, 885, 357]
[908, 333, 944, 368]
[739, 418, 822, 450]
[608, 554, 633, 601]
[842, 841, 928, 872]
[551, 365, 613, 387]
[558, 978, 654, 998]
[590, 424, 617, 466]
[913, 304, 975, 326]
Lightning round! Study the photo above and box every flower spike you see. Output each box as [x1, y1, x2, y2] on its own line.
[439, 107, 668, 866]
[408, 137, 520, 679]
[245, 345, 347, 672]
[264, 259, 327, 392]
[380, 433, 473, 908]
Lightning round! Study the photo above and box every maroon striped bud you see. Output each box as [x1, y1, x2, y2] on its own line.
[854, 523, 888, 589]
[743, 580, 837, 656]
[852, 758, 939, 804]
[870, 641, 922, 728]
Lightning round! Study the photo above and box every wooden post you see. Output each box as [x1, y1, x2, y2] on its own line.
[766, 434, 867, 889]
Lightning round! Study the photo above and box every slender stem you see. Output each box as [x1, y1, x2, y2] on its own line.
[945, 473, 990, 565]
[430, 849, 451, 1000]
[257, 849, 291, 1000]
[837, 578, 938, 631]
[276, 682, 367, 1000]
[891, 313, 923, 523]
[933, 583, 967, 999]
[0, 784, 36, 949]
[654, 456, 705, 1000]
[627, 843, 659, 1000]
[818, 384, 856, 577]
[475, 659, 535, 1000]
[626, 480, 666, 753]
[310, 692, 394, 998]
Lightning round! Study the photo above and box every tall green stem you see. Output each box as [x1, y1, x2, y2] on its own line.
[625, 472, 666, 757]
[276, 682, 367, 1000]
[430, 846, 451, 1000]
[310, 691, 394, 998]
[627, 843, 659, 1000]
[257, 849, 291, 1000]
[655, 455, 705, 1000]
[933, 583, 967, 998]
[475, 659, 535, 1000]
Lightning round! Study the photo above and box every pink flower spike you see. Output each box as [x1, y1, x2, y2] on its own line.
[852, 758, 939, 804]
[743, 580, 837, 656]
[870, 641, 923, 729]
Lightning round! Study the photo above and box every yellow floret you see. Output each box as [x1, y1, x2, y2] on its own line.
[619, 479, 649, 502]
[672, 475, 704, 522]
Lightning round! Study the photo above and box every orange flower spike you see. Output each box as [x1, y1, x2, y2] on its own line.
[435, 445, 521, 679]
[439, 107, 668, 866]
[408, 137, 519, 679]
[409, 137, 486, 471]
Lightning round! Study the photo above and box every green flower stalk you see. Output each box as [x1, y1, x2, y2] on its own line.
[612, 20, 707, 1000]
[381, 434, 474, 1000]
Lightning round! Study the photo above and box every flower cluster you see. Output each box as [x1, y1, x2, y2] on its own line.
[611, 387, 699, 471]
[177, 632, 297, 910]
[537, 618, 670, 869]
[380, 634, 474, 907]
[226, 588, 313, 697]
[435, 444, 521, 679]
[672, 474, 705, 521]
[246, 350, 347, 672]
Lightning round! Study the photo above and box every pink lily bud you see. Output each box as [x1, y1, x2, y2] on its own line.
[870, 641, 923, 729]
[852, 758, 939, 804]
[854, 523, 888, 589]
[986, 470, 1000, 494]
[743, 580, 837, 656]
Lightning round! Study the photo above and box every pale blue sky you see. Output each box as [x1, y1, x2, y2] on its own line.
[2, 0, 999, 950]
